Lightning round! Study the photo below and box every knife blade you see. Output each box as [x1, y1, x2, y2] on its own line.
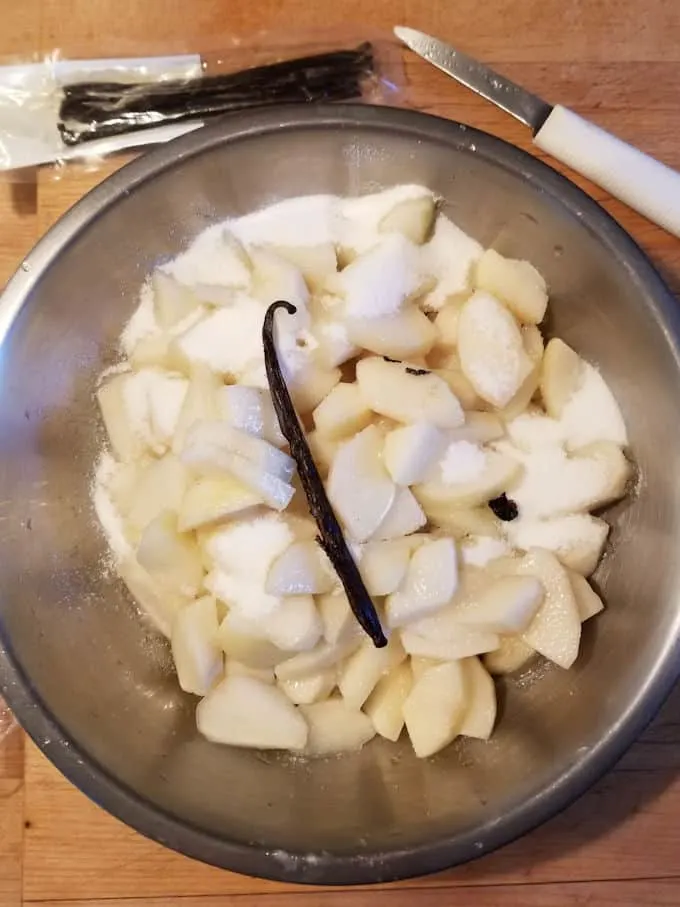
[394, 25, 680, 238]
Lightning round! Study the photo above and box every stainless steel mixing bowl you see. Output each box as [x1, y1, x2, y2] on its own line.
[0, 105, 679, 885]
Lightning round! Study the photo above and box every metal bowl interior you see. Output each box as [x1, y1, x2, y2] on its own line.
[0, 105, 679, 885]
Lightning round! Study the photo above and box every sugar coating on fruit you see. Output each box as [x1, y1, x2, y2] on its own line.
[462, 536, 511, 567]
[458, 291, 531, 407]
[419, 215, 484, 311]
[440, 441, 487, 485]
[205, 515, 293, 620]
[339, 234, 422, 319]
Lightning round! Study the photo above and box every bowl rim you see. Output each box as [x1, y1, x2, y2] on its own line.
[1, 103, 679, 886]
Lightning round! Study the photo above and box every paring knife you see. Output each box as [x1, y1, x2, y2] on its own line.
[395, 26, 680, 238]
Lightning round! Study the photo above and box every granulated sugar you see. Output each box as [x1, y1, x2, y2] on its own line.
[122, 368, 187, 449]
[457, 291, 531, 408]
[495, 440, 615, 520]
[462, 536, 511, 567]
[561, 363, 628, 448]
[506, 514, 609, 563]
[175, 296, 267, 376]
[419, 215, 483, 311]
[336, 184, 434, 254]
[440, 440, 487, 485]
[507, 364, 627, 452]
[92, 453, 132, 561]
[121, 281, 156, 354]
[204, 514, 293, 620]
[229, 195, 339, 248]
[339, 233, 422, 319]
[169, 226, 252, 288]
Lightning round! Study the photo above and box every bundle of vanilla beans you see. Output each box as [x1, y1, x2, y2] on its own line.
[58, 43, 375, 145]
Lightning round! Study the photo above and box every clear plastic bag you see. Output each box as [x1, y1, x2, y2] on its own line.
[0, 29, 406, 173]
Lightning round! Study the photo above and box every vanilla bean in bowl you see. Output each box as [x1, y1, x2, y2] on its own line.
[263, 300, 387, 648]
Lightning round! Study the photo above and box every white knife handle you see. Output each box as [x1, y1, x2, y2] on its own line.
[534, 105, 680, 238]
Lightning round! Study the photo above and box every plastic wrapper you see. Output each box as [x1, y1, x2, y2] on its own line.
[0, 30, 405, 174]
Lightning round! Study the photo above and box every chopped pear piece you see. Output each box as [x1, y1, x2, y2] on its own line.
[249, 246, 309, 309]
[117, 556, 189, 639]
[507, 514, 609, 576]
[418, 214, 483, 311]
[356, 357, 464, 428]
[197, 676, 308, 750]
[414, 451, 522, 510]
[268, 242, 337, 293]
[279, 669, 336, 705]
[136, 510, 204, 596]
[327, 425, 396, 542]
[403, 661, 468, 758]
[499, 367, 540, 422]
[540, 338, 584, 418]
[307, 430, 341, 477]
[570, 571, 605, 622]
[433, 361, 482, 411]
[383, 422, 447, 486]
[401, 627, 500, 661]
[152, 270, 200, 329]
[178, 475, 261, 531]
[571, 441, 631, 509]
[265, 595, 323, 652]
[433, 300, 465, 352]
[338, 637, 406, 709]
[386, 538, 458, 627]
[97, 373, 145, 462]
[182, 420, 295, 481]
[312, 382, 372, 441]
[311, 307, 360, 369]
[365, 661, 412, 741]
[448, 412, 505, 444]
[358, 539, 413, 596]
[217, 384, 285, 447]
[424, 503, 501, 539]
[410, 656, 439, 680]
[335, 233, 423, 319]
[459, 657, 497, 740]
[454, 575, 544, 634]
[289, 364, 341, 415]
[484, 635, 536, 674]
[378, 194, 436, 244]
[130, 332, 174, 370]
[460, 535, 512, 566]
[301, 699, 375, 755]
[223, 661, 275, 685]
[346, 306, 437, 360]
[126, 454, 189, 533]
[172, 362, 221, 455]
[318, 591, 358, 646]
[266, 541, 335, 596]
[373, 487, 427, 540]
[216, 616, 285, 669]
[171, 596, 222, 696]
[522, 324, 544, 363]
[275, 636, 362, 682]
[457, 291, 533, 407]
[517, 548, 581, 669]
[474, 249, 548, 324]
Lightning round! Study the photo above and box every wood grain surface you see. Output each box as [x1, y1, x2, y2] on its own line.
[1, 2, 679, 904]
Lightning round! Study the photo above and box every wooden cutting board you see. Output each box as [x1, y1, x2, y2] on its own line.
[1, 2, 680, 904]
